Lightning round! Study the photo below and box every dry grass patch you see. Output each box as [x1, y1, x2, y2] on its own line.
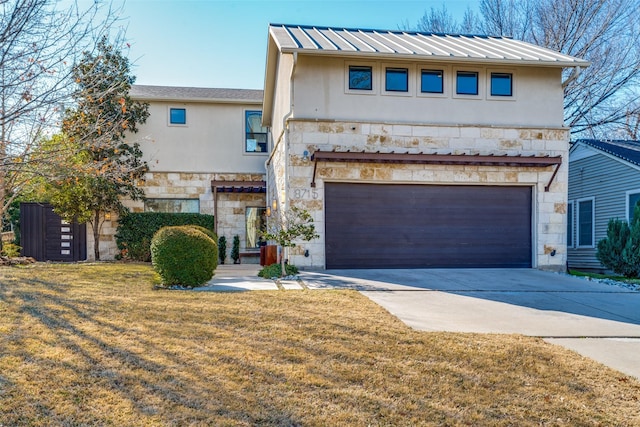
[1, 263, 639, 426]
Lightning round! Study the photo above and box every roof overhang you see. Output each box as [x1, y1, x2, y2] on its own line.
[133, 96, 263, 105]
[311, 150, 562, 166]
[275, 48, 588, 68]
[211, 180, 266, 193]
[310, 150, 562, 191]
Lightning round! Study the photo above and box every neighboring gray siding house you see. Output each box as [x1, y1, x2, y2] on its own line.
[568, 139, 640, 271]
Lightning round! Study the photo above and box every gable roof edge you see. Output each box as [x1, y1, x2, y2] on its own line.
[571, 140, 640, 173]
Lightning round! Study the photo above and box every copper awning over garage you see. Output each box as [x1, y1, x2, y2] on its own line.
[310, 150, 562, 191]
[211, 180, 266, 193]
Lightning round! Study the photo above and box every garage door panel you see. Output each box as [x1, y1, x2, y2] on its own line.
[325, 183, 532, 269]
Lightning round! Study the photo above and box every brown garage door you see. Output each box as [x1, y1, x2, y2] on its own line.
[325, 183, 532, 269]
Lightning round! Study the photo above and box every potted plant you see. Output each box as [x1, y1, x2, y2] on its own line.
[231, 235, 240, 264]
[218, 235, 227, 264]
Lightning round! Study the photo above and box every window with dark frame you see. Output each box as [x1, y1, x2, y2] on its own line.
[490, 72, 513, 96]
[349, 65, 372, 90]
[385, 67, 408, 92]
[456, 71, 478, 95]
[245, 110, 268, 153]
[169, 108, 186, 125]
[421, 69, 443, 93]
[246, 207, 267, 248]
[567, 201, 573, 247]
[144, 198, 199, 213]
[577, 199, 594, 247]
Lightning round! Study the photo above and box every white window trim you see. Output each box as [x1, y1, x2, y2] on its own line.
[452, 67, 484, 99]
[486, 68, 517, 101]
[381, 63, 414, 97]
[417, 65, 450, 99]
[625, 189, 640, 223]
[167, 106, 187, 127]
[576, 197, 595, 248]
[567, 200, 574, 249]
[344, 61, 379, 95]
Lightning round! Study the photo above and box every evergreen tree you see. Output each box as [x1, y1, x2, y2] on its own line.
[596, 218, 630, 275]
[51, 38, 150, 260]
[621, 204, 640, 277]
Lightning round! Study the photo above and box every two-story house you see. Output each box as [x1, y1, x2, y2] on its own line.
[262, 24, 589, 271]
[92, 85, 269, 260]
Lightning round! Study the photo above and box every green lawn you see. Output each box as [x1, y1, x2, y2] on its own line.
[1, 263, 639, 426]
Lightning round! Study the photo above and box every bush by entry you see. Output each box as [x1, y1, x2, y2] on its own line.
[151, 225, 218, 287]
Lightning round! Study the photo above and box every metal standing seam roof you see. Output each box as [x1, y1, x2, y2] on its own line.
[577, 139, 640, 166]
[130, 85, 263, 103]
[268, 24, 590, 67]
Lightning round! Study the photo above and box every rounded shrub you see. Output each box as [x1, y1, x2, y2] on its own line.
[185, 225, 217, 241]
[151, 226, 218, 287]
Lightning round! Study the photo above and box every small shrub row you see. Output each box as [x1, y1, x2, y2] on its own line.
[258, 263, 299, 279]
[151, 225, 218, 287]
[115, 212, 215, 261]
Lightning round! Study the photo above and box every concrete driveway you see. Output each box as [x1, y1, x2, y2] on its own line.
[300, 268, 640, 379]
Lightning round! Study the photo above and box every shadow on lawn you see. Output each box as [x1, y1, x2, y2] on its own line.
[5, 282, 306, 425]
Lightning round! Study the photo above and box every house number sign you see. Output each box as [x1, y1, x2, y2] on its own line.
[292, 188, 319, 199]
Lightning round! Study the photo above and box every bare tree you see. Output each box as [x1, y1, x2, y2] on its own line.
[478, 0, 533, 39]
[416, 5, 459, 34]
[0, 0, 121, 233]
[410, 0, 640, 137]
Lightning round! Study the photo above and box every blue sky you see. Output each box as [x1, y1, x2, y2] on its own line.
[118, 0, 480, 89]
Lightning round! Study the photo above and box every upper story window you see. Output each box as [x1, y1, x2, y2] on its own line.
[385, 67, 408, 92]
[348, 66, 372, 90]
[456, 71, 478, 95]
[490, 72, 513, 96]
[169, 108, 186, 125]
[245, 110, 268, 153]
[421, 70, 444, 93]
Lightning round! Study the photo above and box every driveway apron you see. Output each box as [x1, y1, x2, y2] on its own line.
[301, 268, 640, 379]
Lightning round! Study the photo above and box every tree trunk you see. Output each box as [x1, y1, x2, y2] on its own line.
[280, 246, 286, 277]
[93, 209, 101, 261]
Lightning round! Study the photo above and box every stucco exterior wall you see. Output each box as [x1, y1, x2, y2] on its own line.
[276, 120, 568, 271]
[268, 54, 294, 151]
[291, 56, 564, 128]
[134, 101, 267, 173]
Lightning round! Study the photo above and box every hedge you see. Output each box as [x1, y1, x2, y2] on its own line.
[115, 212, 215, 261]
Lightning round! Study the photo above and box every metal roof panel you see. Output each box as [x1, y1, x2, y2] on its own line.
[268, 24, 590, 67]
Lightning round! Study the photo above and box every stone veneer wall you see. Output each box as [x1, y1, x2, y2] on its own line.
[270, 119, 569, 272]
[89, 171, 266, 261]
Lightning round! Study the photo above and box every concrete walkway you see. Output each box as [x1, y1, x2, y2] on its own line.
[196, 264, 304, 291]
[199, 265, 640, 379]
